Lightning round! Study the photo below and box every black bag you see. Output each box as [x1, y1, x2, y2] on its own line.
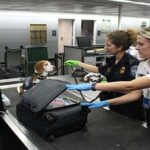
[16, 79, 90, 141]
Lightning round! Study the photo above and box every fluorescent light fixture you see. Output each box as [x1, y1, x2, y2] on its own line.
[0, 10, 101, 19]
[109, 0, 150, 6]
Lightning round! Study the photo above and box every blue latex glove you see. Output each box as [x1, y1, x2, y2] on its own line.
[66, 83, 92, 91]
[81, 100, 109, 109]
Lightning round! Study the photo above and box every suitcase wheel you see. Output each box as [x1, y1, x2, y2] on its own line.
[46, 135, 55, 142]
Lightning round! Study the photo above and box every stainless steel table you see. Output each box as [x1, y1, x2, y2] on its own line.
[1, 75, 150, 150]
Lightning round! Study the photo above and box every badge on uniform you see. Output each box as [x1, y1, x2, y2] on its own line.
[119, 67, 126, 74]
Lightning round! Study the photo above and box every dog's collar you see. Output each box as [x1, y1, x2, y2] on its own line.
[34, 72, 47, 80]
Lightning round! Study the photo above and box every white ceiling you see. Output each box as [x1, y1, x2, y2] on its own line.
[0, 0, 150, 18]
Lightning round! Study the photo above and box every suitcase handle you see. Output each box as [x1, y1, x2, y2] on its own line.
[45, 112, 57, 123]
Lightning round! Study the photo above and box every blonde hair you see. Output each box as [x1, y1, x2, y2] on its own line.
[138, 27, 150, 40]
[126, 28, 138, 46]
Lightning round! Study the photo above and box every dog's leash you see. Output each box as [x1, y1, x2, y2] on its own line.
[50, 63, 99, 102]
[71, 67, 100, 102]
[71, 67, 87, 101]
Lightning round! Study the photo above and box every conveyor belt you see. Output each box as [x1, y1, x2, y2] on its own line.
[2, 87, 150, 150]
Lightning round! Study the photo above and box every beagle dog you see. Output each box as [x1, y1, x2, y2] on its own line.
[17, 60, 55, 95]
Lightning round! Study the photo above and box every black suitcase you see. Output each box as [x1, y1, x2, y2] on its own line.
[16, 79, 90, 141]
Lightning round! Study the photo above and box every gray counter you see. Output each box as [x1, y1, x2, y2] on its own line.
[1, 76, 150, 150]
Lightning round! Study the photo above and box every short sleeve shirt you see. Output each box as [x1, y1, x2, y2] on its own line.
[136, 59, 150, 99]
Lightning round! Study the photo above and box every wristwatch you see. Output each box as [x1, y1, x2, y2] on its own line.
[91, 82, 97, 91]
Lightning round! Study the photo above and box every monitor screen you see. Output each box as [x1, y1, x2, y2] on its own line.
[76, 37, 91, 48]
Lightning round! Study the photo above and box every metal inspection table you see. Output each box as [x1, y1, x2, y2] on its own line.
[1, 75, 150, 150]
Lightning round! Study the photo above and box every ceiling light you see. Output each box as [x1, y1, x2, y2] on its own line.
[109, 0, 150, 6]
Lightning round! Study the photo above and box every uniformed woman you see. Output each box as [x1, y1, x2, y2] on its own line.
[65, 29, 143, 119]
[66, 27, 150, 127]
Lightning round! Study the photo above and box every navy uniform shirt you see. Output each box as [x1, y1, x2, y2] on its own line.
[98, 53, 143, 119]
[99, 53, 139, 82]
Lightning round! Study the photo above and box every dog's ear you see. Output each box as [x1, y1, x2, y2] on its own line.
[34, 61, 45, 74]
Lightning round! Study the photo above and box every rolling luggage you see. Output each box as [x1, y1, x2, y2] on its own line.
[16, 79, 90, 141]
